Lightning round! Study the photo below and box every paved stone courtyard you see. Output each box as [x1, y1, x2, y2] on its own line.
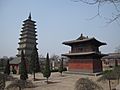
[5, 72, 119, 90]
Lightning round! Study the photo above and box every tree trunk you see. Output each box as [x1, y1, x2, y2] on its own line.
[61, 72, 62, 76]
[19, 86, 21, 90]
[47, 78, 48, 84]
[115, 59, 118, 67]
[118, 77, 119, 84]
[108, 80, 111, 90]
[33, 70, 35, 81]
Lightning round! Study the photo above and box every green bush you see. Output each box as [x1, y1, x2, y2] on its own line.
[51, 67, 67, 72]
[51, 69, 58, 72]
[63, 67, 67, 71]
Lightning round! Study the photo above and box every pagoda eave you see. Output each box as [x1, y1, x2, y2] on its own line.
[17, 47, 33, 50]
[62, 52, 107, 57]
[16, 54, 31, 57]
[21, 30, 37, 33]
[18, 42, 38, 44]
[23, 19, 36, 23]
[19, 37, 37, 40]
[23, 24, 36, 26]
[62, 52, 95, 56]
[22, 27, 36, 30]
[20, 33, 37, 36]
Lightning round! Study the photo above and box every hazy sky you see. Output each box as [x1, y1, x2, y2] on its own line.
[0, 0, 120, 57]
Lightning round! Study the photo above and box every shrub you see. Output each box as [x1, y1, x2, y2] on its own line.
[6, 79, 35, 89]
[12, 68, 17, 74]
[63, 67, 67, 71]
[51, 69, 58, 72]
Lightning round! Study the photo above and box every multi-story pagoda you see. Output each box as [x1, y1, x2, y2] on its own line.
[17, 13, 38, 61]
[10, 14, 38, 74]
[62, 34, 106, 73]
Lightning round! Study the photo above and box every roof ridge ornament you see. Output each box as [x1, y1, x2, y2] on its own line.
[77, 33, 87, 40]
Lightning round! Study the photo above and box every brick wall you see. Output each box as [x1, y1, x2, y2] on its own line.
[68, 59, 102, 73]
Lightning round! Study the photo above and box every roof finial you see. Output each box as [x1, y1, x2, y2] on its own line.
[28, 12, 31, 19]
[77, 33, 86, 40]
[81, 33, 83, 37]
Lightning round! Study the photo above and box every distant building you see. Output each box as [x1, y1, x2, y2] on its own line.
[39, 57, 68, 70]
[102, 53, 120, 69]
[10, 13, 38, 73]
[62, 34, 106, 73]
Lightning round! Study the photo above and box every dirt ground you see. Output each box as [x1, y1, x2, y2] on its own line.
[5, 72, 119, 90]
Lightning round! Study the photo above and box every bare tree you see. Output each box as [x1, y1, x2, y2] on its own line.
[115, 45, 120, 53]
[51, 54, 60, 61]
[39, 54, 45, 58]
[113, 66, 120, 84]
[97, 70, 116, 90]
[50, 54, 60, 70]
[71, 0, 120, 24]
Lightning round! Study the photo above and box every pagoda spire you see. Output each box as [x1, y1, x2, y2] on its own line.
[28, 12, 31, 19]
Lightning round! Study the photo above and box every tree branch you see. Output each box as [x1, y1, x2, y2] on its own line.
[71, 0, 120, 24]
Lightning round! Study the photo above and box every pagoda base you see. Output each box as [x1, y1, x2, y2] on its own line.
[64, 71, 102, 76]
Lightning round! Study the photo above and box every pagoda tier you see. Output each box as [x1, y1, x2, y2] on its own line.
[17, 13, 38, 61]
[62, 34, 107, 73]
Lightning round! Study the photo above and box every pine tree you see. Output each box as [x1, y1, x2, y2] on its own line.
[59, 58, 64, 76]
[20, 50, 28, 80]
[43, 53, 51, 84]
[29, 45, 40, 80]
[4, 59, 10, 75]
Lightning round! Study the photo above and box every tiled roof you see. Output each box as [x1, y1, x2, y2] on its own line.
[9, 57, 21, 64]
[102, 53, 120, 59]
[62, 37, 106, 46]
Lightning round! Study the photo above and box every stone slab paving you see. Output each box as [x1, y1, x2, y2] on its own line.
[5, 72, 119, 90]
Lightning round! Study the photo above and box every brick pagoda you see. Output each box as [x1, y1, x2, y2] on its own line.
[17, 13, 38, 61]
[62, 34, 106, 73]
[10, 13, 38, 73]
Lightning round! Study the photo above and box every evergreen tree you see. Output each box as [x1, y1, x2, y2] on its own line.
[0, 73, 5, 90]
[59, 58, 64, 76]
[29, 45, 40, 80]
[43, 53, 51, 84]
[20, 50, 28, 80]
[4, 59, 10, 75]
